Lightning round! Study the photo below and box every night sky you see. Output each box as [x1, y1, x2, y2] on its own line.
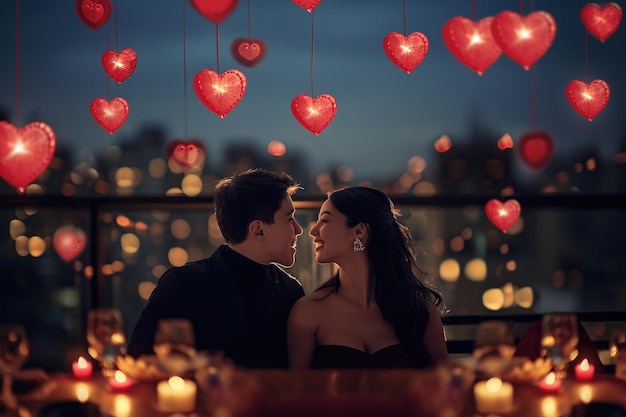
[1, 0, 625, 181]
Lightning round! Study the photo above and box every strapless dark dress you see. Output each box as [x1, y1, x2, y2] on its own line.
[311, 344, 415, 369]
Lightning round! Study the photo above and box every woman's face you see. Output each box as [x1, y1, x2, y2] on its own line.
[309, 199, 355, 264]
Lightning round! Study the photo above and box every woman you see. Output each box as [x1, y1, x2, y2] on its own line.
[288, 186, 448, 369]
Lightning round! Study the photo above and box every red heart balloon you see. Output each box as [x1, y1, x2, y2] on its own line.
[53, 225, 87, 263]
[485, 199, 521, 233]
[0, 121, 56, 194]
[291, 0, 323, 12]
[165, 139, 206, 173]
[491, 11, 556, 70]
[581, 3, 622, 42]
[517, 131, 554, 170]
[565, 79, 610, 121]
[90, 97, 129, 134]
[291, 93, 337, 135]
[190, 0, 239, 24]
[75, 0, 112, 30]
[102, 48, 137, 84]
[383, 32, 429, 74]
[442, 16, 502, 76]
[230, 38, 268, 68]
[193, 69, 247, 119]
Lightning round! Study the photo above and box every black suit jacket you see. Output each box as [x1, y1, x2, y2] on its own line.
[127, 245, 305, 368]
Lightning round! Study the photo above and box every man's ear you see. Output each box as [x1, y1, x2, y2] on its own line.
[249, 220, 265, 240]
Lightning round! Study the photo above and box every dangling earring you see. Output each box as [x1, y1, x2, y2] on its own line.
[353, 237, 365, 252]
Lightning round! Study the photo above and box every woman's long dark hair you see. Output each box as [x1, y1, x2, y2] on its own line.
[317, 186, 443, 368]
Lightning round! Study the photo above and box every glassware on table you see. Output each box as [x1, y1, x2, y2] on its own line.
[0, 323, 30, 411]
[153, 318, 197, 376]
[472, 320, 516, 377]
[86, 308, 126, 379]
[540, 312, 579, 379]
[609, 328, 626, 380]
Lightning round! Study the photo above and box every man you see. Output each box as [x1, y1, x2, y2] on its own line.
[127, 169, 305, 368]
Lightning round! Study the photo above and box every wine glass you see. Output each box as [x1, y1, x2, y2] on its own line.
[86, 308, 126, 379]
[472, 320, 516, 377]
[0, 323, 30, 411]
[609, 328, 626, 380]
[153, 318, 197, 376]
[541, 313, 579, 379]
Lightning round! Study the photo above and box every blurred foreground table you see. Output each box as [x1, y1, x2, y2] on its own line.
[9, 369, 626, 417]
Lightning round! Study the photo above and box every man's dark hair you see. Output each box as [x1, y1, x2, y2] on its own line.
[214, 169, 300, 244]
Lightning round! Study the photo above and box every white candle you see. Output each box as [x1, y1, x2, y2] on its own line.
[157, 376, 197, 413]
[474, 377, 514, 414]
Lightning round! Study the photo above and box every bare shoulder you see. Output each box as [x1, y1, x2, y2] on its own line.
[289, 287, 334, 323]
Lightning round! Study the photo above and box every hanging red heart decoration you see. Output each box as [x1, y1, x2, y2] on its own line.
[0, 121, 56, 194]
[53, 225, 87, 263]
[291, 0, 323, 13]
[102, 48, 138, 84]
[230, 38, 268, 68]
[90, 97, 129, 134]
[165, 139, 206, 173]
[291, 94, 337, 135]
[75, 0, 112, 30]
[190, 0, 239, 24]
[442, 16, 502, 76]
[517, 131, 554, 170]
[565, 79, 610, 122]
[485, 199, 521, 233]
[491, 11, 556, 70]
[193, 69, 247, 119]
[581, 3, 622, 42]
[383, 32, 429, 74]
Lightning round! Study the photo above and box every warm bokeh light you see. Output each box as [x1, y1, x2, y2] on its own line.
[465, 258, 487, 281]
[115, 167, 137, 188]
[434, 135, 452, 153]
[9, 219, 25, 240]
[267, 140, 286, 156]
[148, 158, 167, 178]
[514, 286, 534, 308]
[181, 174, 203, 196]
[28, 236, 46, 257]
[138, 281, 156, 301]
[450, 236, 464, 252]
[121, 233, 140, 254]
[439, 258, 460, 282]
[482, 288, 504, 311]
[171, 219, 191, 240]
[168, 247, 189, 267]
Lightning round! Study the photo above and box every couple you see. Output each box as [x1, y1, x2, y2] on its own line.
[127, 169, 448, 369]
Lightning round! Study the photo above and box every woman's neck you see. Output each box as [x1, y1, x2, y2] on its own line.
[337, 258, 374, 309]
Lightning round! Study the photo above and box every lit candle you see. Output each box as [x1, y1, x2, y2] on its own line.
[108, 370, 133, 391]
[538, 372, 562, 394]
[473, 377, 514, 414]
[575, 359, 595, 381]
[72, 356, 93, 379]
[157, 376, 197, 413]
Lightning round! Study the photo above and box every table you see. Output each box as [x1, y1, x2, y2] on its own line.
[9, 369, 626, 417]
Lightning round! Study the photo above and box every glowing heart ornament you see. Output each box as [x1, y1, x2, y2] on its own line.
[53, 226, 87, 263]
[191, 0, 239, 24]
[230, 38, 268, 68]
[90, 97, 129, 134]
[491, 11, 556, 70]
[165, 139, 206, 173]
[194, 69, 247, 119]
[0, 121, 56, 194]
[291, 94, 337, 135]
[566, 79, 610, 121]
[75, 0, 112, 30]
[442, 16, 502, 75]
[102, 48, 137, 84]
[581, 3, 622, 42]
[517, 131, 554, 170]
[485, 199, 521, 233]
[291, 0, 323, 12]
[383, 32, 429, 74]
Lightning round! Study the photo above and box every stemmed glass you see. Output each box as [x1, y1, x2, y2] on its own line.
[541, 313, 579, 379]
[472, 320, 516, 377]
[153, 318, 197, 376]
[86, 308, 126, 379]
[0, 323, 30, 411]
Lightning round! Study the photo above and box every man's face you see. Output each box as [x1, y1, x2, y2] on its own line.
[262, 196, 303, 267]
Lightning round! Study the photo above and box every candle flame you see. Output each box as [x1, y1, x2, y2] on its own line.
[114, 370, 128, 383]
[485, 377, 503, 393]
[168, 376, 186, 391]
[545, 372, 556, 385]
[580, 358, 589, 371]
[77, 356, 88, 369]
